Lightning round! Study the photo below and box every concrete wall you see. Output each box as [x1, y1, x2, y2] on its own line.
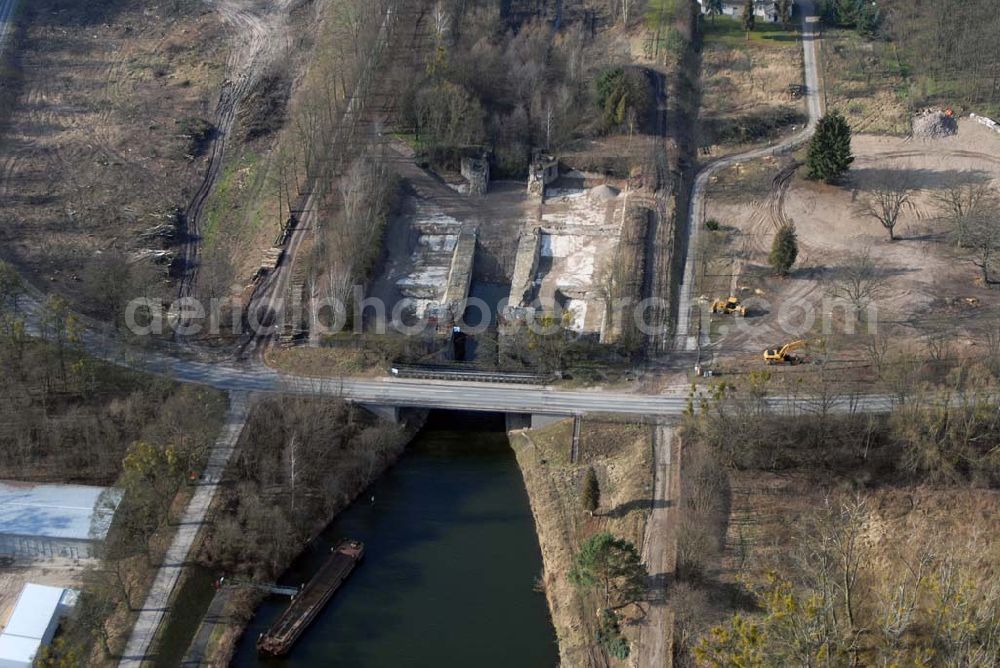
[527, 155, 559, 198]
[443, 230, 476, 310]
[460, 155, 490, 196]
[0, 534, 96, 560]
[506, 227, 542, 310]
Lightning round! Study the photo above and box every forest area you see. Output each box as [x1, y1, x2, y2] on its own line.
[0, 260, 228, 666]
[200, 397, 412, 581]
[670, 357, 1000, 666]
[822, 0, 1000, 116]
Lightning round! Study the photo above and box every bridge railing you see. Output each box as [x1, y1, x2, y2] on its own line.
[388, 364, 551, 385]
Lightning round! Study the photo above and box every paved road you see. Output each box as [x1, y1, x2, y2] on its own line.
[674, 1, 824, 352]
[118, 393, 250, 668]
[13, 285, 895, 418]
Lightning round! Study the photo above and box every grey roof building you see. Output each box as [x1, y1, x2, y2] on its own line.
[0, 481, 122, 560]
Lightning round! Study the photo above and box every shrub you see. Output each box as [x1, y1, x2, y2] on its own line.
[706, 219, 721, 231]
[597, 609, 630, 659]
[769, 223, 798, 275]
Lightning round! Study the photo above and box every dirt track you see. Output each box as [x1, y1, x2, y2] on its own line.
[177, 0, 292, 301]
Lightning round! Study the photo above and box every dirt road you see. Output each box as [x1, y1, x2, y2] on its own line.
[177, 0, 291, 302]
[674, 0, 823, 353]
[636, 425, 677, 668]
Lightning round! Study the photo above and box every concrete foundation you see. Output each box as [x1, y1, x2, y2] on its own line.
[460, 153, 490, 196]
[527, 153, 558, 199]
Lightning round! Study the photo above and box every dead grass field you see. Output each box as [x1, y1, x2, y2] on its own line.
[510, 419, 653, 667]
[699, 118, 1000, 369]
[819, 27, 910, 136]
[699, 17, 806, 156]
[0, 0, 228, 306]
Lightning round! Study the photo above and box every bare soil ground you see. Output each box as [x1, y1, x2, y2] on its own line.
[0, 1, 229, 304]
[699, 118, 1000, 367]
[510, 419, 653, 667]
[0, 558, 84, 626]
[698, 18, 806, 157]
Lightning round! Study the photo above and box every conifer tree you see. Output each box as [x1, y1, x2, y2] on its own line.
[807, 111, 854, 183]
[769, 223, 798, 276]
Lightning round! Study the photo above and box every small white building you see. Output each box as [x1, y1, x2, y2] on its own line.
[0, 583, 78, 668]
[0, 481, 122, 560]
[698, 0, 786, 23]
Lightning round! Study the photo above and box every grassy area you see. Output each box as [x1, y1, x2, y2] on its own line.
[698, 16, 806, 151]
[150, 566, 216, 667]
[201, 151, 262, 251]
[702, 16, 800, 48]
[510, 418, 653, 665]
[820, 28, 909, 134]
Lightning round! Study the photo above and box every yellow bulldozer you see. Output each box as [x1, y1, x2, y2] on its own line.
[762, 339, 807, 365]
[711, 296, 747, 317]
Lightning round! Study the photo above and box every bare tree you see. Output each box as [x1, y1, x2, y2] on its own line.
[856, 173, 919, 241]
[932, 178, 997, 247]
[960, 204, 1000, 286]
[826, 248, 888, 322]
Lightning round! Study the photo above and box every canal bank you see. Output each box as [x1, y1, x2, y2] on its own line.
[232, 410, 559, 666]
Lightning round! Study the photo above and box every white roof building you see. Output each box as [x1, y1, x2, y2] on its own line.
[698, 0, 787, 22]
[0, 584, 78, 668]
[0, 481, 122, 560]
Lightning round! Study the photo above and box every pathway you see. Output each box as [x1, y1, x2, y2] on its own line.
[118, 392, 250, 667]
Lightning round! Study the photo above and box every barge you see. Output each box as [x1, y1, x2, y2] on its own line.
[256, 539, 365, 656]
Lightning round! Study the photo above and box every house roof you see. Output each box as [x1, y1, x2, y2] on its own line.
[0, 481, 122, 542]
[0, 584, 78, 667]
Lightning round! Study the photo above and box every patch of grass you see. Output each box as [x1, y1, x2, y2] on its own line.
[702, 16, 800, 49]
[201, 152, 260, 250]
[644, 0, 678, 31]
[150, 566, 217, 668]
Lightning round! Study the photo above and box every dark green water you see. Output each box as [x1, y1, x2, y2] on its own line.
[232, 411, 558, 667]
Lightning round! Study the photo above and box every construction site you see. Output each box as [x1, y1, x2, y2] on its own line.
[2, 0, 1000, 667]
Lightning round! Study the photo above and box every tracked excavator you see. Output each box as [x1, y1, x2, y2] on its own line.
[763, 339, 807, 365]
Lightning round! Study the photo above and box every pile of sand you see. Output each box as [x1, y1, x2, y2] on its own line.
[912, 109, 958, 139]
[587, 184, 620, 201]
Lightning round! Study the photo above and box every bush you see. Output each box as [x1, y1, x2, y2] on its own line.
[704, 107, 807, 145]
[177, 117, 215, 158]
[769, 223, 798, 275]
[706, 218, 721, 231]
[820, 0, 882, 36]
[595, 67, 652, 132]
[581, 467, 600, 513]
[597, 609, 630, 660]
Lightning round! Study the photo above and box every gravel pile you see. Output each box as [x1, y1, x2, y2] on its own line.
[588, 184, 620, 201]
[912, 109, 958, 139]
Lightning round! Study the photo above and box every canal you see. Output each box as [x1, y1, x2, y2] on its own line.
[233, 411, 558, 667]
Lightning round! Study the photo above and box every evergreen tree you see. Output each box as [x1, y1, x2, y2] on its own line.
[742, 0, 756, 38]
[569, 532, 648, 609]
[807, 111, 854, 183]
[706, 0, 724, 22]
[769, 223, 799, 276]
[582, 467, 600, 515]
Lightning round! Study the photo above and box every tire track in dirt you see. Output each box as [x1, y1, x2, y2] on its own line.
[176, 0, 287, 302]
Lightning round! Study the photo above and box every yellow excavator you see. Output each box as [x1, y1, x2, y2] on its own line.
[763, 339, 807, 365]
[711, 296, 747, 317]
